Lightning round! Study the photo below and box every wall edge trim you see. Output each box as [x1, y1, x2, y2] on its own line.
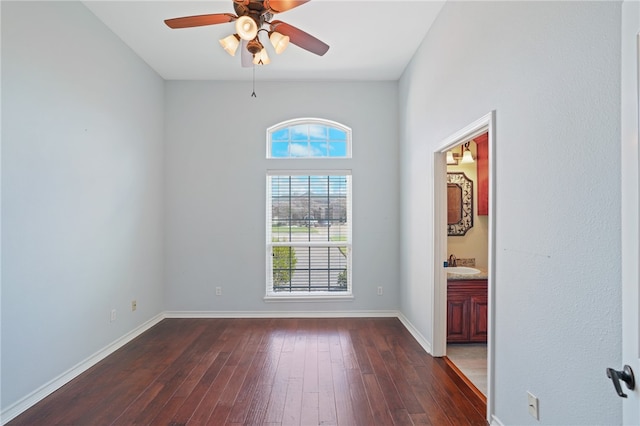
[490, 414, 505, 426]
[396, 312, 433, 355]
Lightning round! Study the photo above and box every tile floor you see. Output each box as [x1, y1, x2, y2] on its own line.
[446, 343, 487, 395]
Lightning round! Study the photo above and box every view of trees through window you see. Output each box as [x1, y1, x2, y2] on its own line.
[268, 174, 351, 293]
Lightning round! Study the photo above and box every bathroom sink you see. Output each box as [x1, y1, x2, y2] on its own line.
[446, 266, 481, 275]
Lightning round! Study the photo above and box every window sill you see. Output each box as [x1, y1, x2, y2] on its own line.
[264, 293, 354, 302]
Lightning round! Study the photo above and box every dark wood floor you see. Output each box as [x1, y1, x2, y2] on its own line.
[8, 318, 487, 425]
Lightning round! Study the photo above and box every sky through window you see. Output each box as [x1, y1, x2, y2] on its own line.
[268, 120, 350, 158]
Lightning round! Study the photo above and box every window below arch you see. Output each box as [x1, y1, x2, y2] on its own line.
[266, 171, 352, 299]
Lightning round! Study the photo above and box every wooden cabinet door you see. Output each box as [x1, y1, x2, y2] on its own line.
[447, 296, 470, 342]
[469, 294, 488, 342]
[447, 279, 488, 343]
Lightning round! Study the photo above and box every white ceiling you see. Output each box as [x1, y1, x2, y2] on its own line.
[84, 0, 445, 81]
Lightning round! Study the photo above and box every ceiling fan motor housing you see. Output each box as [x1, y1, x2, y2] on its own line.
[234, 1, 273, 30]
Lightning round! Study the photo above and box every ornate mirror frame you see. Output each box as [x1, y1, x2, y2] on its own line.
[447, 172, 474, 236]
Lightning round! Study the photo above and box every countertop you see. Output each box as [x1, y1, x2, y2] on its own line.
[446, 268, 488, 281]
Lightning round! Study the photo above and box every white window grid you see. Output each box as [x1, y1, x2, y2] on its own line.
[266, 171, 352, 298]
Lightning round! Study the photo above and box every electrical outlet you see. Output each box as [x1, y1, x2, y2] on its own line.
[131, 300, 137, 311]
[110, 309, 116, 322]
[527, 391, 539, 420]
[216, 287, 222, 296]
[377, 286, 383, 296]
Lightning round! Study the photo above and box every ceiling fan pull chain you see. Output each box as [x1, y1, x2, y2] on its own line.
[251, 64, 257, 97]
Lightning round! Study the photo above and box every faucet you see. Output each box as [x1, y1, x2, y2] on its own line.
[448, 254, 457, 267]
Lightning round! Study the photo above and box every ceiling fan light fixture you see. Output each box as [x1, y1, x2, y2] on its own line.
[219, 34, 240, 56]
[235, 15, 258, 41]
[269, 31, 290, 54]
[164, 2, 330, 67]
[253, 48, 271, 65]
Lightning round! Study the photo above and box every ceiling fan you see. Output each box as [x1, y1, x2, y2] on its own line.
[164, 0, 329, 66]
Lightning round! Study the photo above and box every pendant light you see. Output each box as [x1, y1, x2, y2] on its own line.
[446, 151, 458, 165]
[460, 141, 475, 164]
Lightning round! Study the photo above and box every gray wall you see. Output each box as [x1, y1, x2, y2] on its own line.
[1, 1, 165, 410]
[163, 81, 400, 313]
[398, 2, 622, 424]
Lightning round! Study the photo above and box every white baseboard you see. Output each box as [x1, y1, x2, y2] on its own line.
[164, 310, 400, 318]
[490, 414, 504, 425]
[396, 312, 433, 355]
[1, 313, 165, 425]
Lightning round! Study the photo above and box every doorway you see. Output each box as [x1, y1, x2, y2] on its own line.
[444, 135, 489, 398]
[432, 111, 496, 421]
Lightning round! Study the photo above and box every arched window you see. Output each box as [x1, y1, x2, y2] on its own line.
[267, 118, 351, 159]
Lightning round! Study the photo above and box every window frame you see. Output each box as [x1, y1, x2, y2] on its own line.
[265, 170, 353, 301]
[266, 117, 352, 159]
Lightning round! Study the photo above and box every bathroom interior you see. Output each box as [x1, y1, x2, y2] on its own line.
[445, 133, 489, 398]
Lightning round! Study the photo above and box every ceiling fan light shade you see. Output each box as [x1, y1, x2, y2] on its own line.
[219, 34, 241, 56]
[235, 15, 258, 41]
[269, 31, 290, 54]
[253, 48, 271, 65]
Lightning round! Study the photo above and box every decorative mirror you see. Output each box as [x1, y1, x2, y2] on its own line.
[447, 172, 473, 236]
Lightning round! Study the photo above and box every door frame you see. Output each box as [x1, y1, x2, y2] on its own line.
[432, 111, 496, 421]
[621, 2, 640, 422]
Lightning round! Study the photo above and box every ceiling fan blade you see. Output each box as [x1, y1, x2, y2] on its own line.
[164, 13, 236, 29]
[241, 40, 253, 67]
[264, 0, 310, 14]
[270, 20, 329, 56]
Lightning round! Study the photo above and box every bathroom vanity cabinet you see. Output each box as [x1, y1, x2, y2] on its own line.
[447, 279, 488, 343]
